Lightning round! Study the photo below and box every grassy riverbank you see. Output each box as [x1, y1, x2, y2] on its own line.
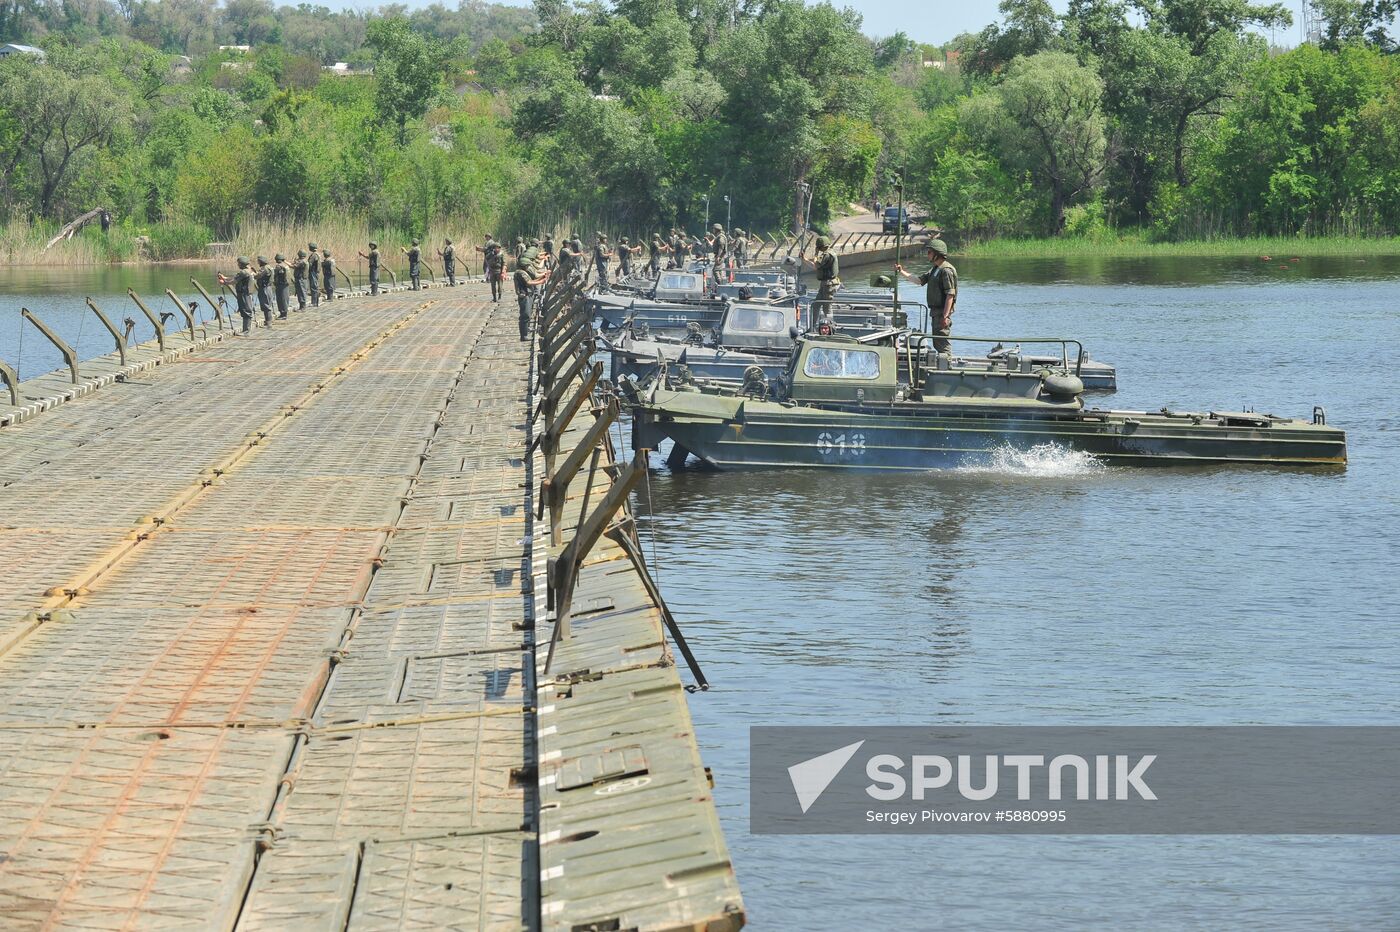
[957, 234, 1400, 259]
[0, 215, 497, 270]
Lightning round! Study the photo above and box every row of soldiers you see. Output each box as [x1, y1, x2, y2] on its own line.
[475, 225, 754, 293]
[216, 239, 470, 333]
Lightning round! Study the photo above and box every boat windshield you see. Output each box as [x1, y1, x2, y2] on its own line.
[803, 347, 881, 379]
[728, 307, 787, 332]
[659, 273, 700, 290]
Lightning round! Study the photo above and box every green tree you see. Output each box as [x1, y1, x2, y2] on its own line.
[175, 124, 257, 235]
[366, 17, 446, 145]
[963, 51, 1107, 233]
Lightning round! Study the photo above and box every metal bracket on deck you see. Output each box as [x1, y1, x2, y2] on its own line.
[544, 448, 649, 675]
[540, 334, 594, 399]
[0, 357, 17, 406]
[188, 279, 227, 331]
[84, 298, 128, 366]
[537, 350, 594, 426]
[538, 399, 620, 546]
[127, 289, 166, 351]
[605, 519, 709, 690]
[164, 290, 202, 341]
[542, 363, 602, 472]
[21, 308, 79, 383]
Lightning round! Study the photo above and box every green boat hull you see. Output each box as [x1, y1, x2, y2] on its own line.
[635, 402, 1347, 470]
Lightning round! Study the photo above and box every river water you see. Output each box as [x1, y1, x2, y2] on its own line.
[633, 254, 1400, 929]
[3, 258, 1398, 927]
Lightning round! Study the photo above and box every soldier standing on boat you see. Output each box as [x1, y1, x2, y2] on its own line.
[217, 256, 256, 334]
[322, 250, 336, 302]
[357, 241, 381, 295]
[805, 236, 840, 326]
[292, 250, 309, 309]
[732, 228, 748, 268]
[307, 243, 321, 307]
[439, 238, 456, 285]
[708, 224, 728, 270]
[404, 240, 422, 290]
[254, 256, 274, 326]
[274, 253, 290, 319]
[896, 237, 957, 354]
[593, 233, 613, 288]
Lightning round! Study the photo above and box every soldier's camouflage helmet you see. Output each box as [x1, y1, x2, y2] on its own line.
[816, 236, 831, 249]
[237, 256, 250, 267]
[369, 241, 378, 248]
[256, 255, 268, 265]
[445, 237, 452, 245]
[308, 242, 317, 250]
[734, 227, 744, 235]
[274, 253, 285, 261]
[620, 236, 629, 244]
[297, 249, 306, 258]
[925, 237, 949, 256]
[411, 239, 419, 246]
[323, 250, 331, 256]
[713, 223, 723, 232]
[528, 237, 539, 247]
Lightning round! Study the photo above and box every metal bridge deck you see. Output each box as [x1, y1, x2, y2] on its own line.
[0, 284, 742, 930]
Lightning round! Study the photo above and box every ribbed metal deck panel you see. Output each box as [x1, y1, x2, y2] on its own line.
[1, 282, 742, 929]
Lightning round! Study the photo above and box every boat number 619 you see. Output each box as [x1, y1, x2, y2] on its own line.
[816, 432, 866, 456]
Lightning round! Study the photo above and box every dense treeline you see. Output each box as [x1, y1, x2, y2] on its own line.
[0, 0, 1397, 258]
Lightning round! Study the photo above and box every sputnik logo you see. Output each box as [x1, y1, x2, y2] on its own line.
[787, 740, 865, 813]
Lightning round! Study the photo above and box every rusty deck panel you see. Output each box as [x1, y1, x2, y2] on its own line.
[0, 281, 743, 929]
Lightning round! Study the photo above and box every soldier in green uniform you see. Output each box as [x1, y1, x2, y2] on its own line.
[438, 238, 456, 286]
[732, 228, 748, 268]
[307, 242, 321, 307]
[617, 236, 641, 279]
[541, 237, 556, 272]
[896, 237, 957, 354]
[488, 240, 505, 301]
[292, 250, 309, 309]
[669, 229, 685, 269]
[804, 236, 840, 327]
[322, 250, 336, 302]
[513, 236, 525, 260]
[357, 241, 381, 295]
[648, 234, 667, 277]
[404, 239, 422, 290]
[708, 223, 728, 271]
[513, 251, 549, 341]
[274, 253, 290, 319]
[254, 256, 274, 326]
[476, 234, 495, 276]
[556, 237, 578, 277]
[217, 256, 256, 334]
[593, 232, 613, 288]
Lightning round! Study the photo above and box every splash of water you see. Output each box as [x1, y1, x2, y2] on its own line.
[956, 442, 1107, 478]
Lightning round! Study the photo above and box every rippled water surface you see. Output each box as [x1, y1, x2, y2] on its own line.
[633, 254, 1400, 929]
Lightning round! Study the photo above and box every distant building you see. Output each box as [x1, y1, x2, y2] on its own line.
[218, 45, 251, 53]
[323, 61, 372, 76]
[0, 43, 46, 61]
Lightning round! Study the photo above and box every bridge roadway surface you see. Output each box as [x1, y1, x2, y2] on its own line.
[0, 282, 743, 930]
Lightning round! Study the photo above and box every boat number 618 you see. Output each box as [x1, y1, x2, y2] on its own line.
[816, 432, 866, 456]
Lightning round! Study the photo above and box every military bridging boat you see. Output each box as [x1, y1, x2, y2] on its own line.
[622, 331, 1346, 470]
[603, 296, 1119, 392]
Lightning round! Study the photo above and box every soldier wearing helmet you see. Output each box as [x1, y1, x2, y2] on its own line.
[217, 257, 257, 333]
[804, 235, 840, 326]
[896, 237, 957, 354]
[273, 253, 290, 318]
